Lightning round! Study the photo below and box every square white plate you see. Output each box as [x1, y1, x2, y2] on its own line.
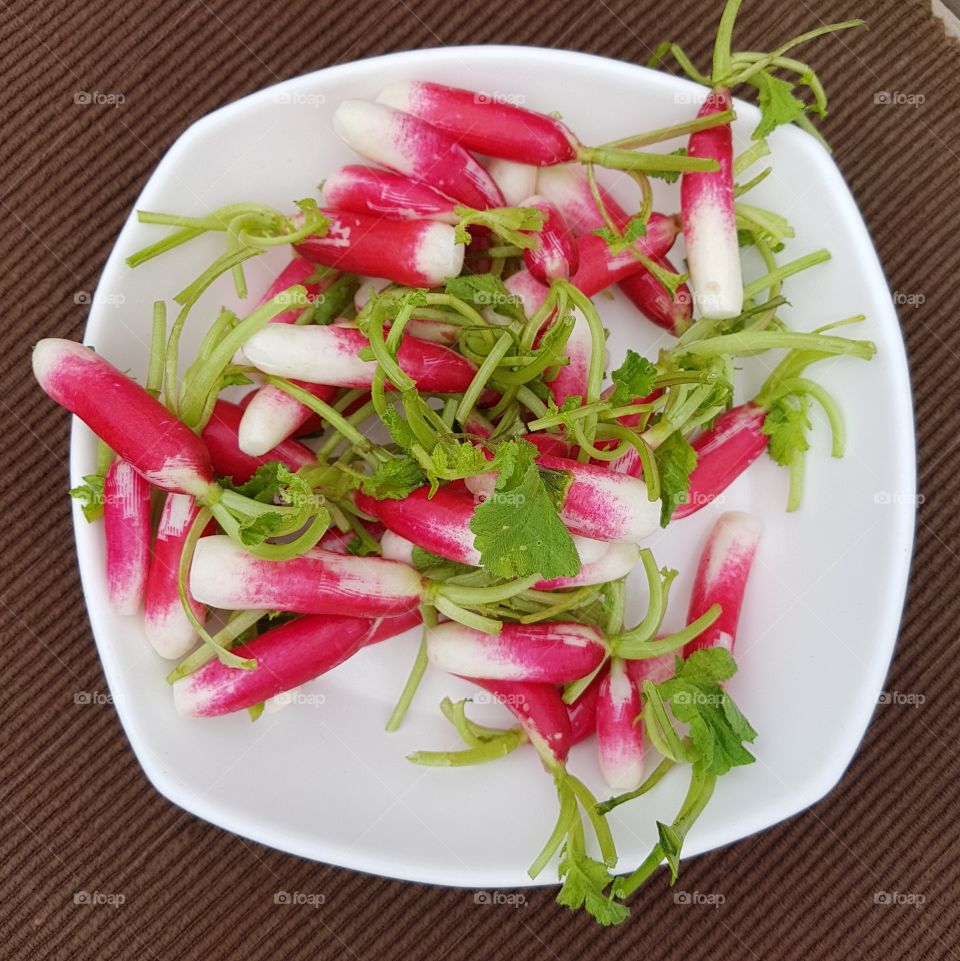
[71, 46, 915, 887]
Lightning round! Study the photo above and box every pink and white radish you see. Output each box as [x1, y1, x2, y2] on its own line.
[102, 458, 151, 615]
[377, 81, 580, 167]
[567, 664, 606, 745]
[332, 100, 505, 209]
[33, 339, 215, 497]
[189, 535, 423, 617]
[427, 620, 605, 684]
[672, 402, 767, 520]
[596, 657, 645, 790]
[321, 164, 460, 222]
[243, 324, 487, 396]
[144, 494, 208, 659]
[681, 89, 742, 319]
[295, 208, 464, 287]
[520, 195, 579, 283]
[683, 511, 761, 656]
[201, 399, 316, 482]
[485, 158, 539, 206]
[466, 453, 661, 543]
[174, 608, 422, 718]
[465, 677, 573, 766]
[237, 381, 338, 457]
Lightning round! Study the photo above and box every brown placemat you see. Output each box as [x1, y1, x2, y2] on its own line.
[2, 1, 958, 958]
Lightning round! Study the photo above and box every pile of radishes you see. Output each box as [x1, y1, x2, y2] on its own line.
[34, 0, 872, 925]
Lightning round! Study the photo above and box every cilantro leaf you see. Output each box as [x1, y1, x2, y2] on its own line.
[469, 441, 579, 580]
[445, 274, 526, 324]
[610, 350, 657, 405]
[762, 395, 811, 466]
[752, 72, 807, 141]
[653, 431, 698, 526]
[421, 441, 490, 494]
[379, 406, 419, 453]
[361, 455, 426, 500]
[557, 846, 630, 926]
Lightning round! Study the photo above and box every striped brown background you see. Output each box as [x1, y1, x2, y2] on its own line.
[2, 1, 958, 958]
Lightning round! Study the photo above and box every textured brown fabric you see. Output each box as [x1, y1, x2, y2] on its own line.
[2, 1, 958, 958]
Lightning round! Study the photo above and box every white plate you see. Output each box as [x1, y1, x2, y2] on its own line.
[71, 46, 916, 888]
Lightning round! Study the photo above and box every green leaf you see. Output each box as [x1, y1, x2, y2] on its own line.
[762, 395, 811, 466]
[410, 545, 475, 575]
[469, 441, 579, 580]
[69, 473, 106, 523]
[556, 846, 630, 926]
[445, 273, 526, 324]
[610, 350, 657, 405]
[222, 462, 305, 505]
[346, 535, 380, 557]
[219, 369, 253, 389]
[380, 405, 419, 453]
[752, 72, 807, 141]
[657, 821, 683, 883]
[421, 440, 490, 493]
[361, 455, 426, 500]
[313, 273, 360, 325]
[653, 431, 698, 526]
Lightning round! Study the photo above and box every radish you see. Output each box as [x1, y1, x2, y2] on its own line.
[672, 402, 767, 519]
[189, 535, 423, 617]
[625, 651, 678, 690]
[295, 208, 464, 287]
[355, 277, 391, 311]
[567, 665, 606, 745]
[33, 339, 214, 497]
[465, 677, 573, 765]
[243, 324, 488, 396]
[236, 382, 338, 457]
[683, 511, 761, 656]
[102, 459, 151, 615]
[520, 196, 579, 283]
[201, 399, 316, 483]
[321, 164, 460, 223]
[485, 158, 539, 206]
[426, 620, 605, 684]
[596, 658, 645, 791]
[537, 165, 692, 334]
[332, 100, 505, 209]
[466, 453, 661, 543]
[174, 609, 422, 717]
[320, 521, 384, 555]
[144, 493, 207, 659]
[681, 89, 742, 319]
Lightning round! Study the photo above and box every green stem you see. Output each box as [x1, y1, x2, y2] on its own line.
[602, 110, 735, 151]
[676, 330, 876, 361]
[456, 331, 512, 426]
[165, 609, 266, 683]
[742, 249, 831, 302]
[614, 604, 722, 660]
[146, 303, 166, 398]
[385, 605, 436, 732]
[596, 754, 678, 815]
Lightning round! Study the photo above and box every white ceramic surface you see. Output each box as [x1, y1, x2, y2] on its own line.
[70, 46, 916, 888]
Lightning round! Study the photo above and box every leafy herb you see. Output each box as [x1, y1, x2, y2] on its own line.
[752, 72, 807, 141]
[762, 395, 811, 466]
[610, 350, 657, 405]
[557, 848, 629, 926]
[445, 273, 526, 324]
[69, 473, 107, 523]
[361, 455, 426, 500]
[653, 431, 698, 526]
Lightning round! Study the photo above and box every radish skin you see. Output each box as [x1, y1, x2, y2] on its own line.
[144, 494, 208, 659]
[683, 511, 762, 656]
[596, 658, 645, 790]
[567, 665, 606, 745]
[673, 403, 768, 520]
[377, 81, 578, 167]
[466, 454, 661, 543]
[322, 165, 460, 223]
[33, 339, 214, 497]
[332, 100, 504, 209]
[426, 620, 605, 684]
[174, 608, 422, 717]
[236, 381, 338, 457]
[201, 399, 315, 482]
[102, 459, 151, 615]
[465, 677, 573, 765]
[681, 89, 743, 320]
[190, 535, 423, 616]
[295, 209, 464, 287]
[243, 324, 485, 396]
[485, 158, 539, 206]
[520, 195, 579, 283]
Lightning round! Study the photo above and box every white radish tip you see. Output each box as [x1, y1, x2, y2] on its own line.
[414, 221, 465, 284]
[171, 676, 206, 718]
[717, 510, 763, 541]
[32, 337, 82, 388]
[375, 81, 415, 112]
[380, 531, 415, 564]
[238, 396, 286, 457]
